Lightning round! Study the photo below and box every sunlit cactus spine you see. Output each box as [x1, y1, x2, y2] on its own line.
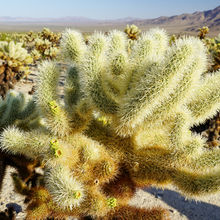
[1, 28, 220, 219]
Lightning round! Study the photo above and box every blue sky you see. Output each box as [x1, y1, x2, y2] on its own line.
[1, 0, 219, 19]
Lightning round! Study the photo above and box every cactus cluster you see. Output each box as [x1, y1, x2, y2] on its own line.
[203, 33, 220, 71]
[40, 28, 61, 45]
[124, 24, 141, 40]
[0, 41, 33, 97]
[1, 28, 220, 219]
[0, 32, 24, 43]
[33, 38, 59, 60]
[18, 28, 61, 61]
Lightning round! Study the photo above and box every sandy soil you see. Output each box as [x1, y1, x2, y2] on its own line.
[0, 66, 220, 220]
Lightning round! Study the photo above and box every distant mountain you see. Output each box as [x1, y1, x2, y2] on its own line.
[0, 6, 219, 35]
[128, 5, 220, 32]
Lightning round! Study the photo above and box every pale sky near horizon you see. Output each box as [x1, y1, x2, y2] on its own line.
[1, 0, 219, 19]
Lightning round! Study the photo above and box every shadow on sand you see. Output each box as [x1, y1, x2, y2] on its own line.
[145, 187, 220, 220]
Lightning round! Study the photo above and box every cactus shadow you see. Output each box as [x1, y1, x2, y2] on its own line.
[145, 187, 220, 220]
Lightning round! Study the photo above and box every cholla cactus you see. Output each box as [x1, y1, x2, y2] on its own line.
[0, 90, 41, 131]
[40, 28, 61, 45]
[34, 38, 59, 60]
[204, 33, 220, 71]
[1, 28, 220, 219]
[19, 28, 60, 62]
[0, 32, 24, 43]
[0, 90, 42, 191]
[0, 41, 33, 97]
[30, 48, 41, 61]
[124, 24, 141, 40]
[198, 26, 209, 39]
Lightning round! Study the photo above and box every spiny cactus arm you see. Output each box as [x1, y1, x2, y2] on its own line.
[98, 205, 170, 220]
[15, 111, 43, 131]
[167, 111, 192, 151]
[107, 30, 127, 53]
[172, 168, 220, 197]
[116, 38, 198, 136]
[16, 98, 37, 120]
[128, 29, 168, 86]
[179, 134, 206, 158]
[45, 165, 85, 210]
[143, 48, 207, 122]
[102, 31, 130, 101]
[60, 29, 86, 63]
[130, 29, 167, 63]
[79, 32, 119, 114]
[0, 126, 51, 158]
[0, 97, 7, 117]
[125, 150, 220, 197]
[187, 70, 220, 125]
[36, 61, 59, 110]
[148, 28, 168, 57]
[129, 137, 220, 196]
[87, 120, 220, 197]
[132, 123, 170, 150]
[0, 90, 42, 131]
[132, 110, 192, 151]
[184, 147, 220, 170]
[64, 66, 81, 109]
[26, 203, 50, 220]
[63, 66, 93, 130]
[130, 161, 220, 197]
[0, 91, 24, 127]
[36, 61, 71, 136]
[78, 186, 113, 217]
[63, 66, 89, 120]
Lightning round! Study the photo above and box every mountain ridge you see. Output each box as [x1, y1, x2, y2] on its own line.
[0, 6, 219, 35]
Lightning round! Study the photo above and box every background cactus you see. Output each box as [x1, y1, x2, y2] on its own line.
[0, 41, 33, 98]
[124, 24, 141, 40]
[198, 26, 209, 40]
[203, 33, 220, 71]
[15, 28, 61, 62]
[1, 28, 220, 219]
[0, 90, 42, 194]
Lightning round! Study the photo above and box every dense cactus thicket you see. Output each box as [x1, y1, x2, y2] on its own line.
[1, 28, 220, 219]
[21, 28, 61, 61]
[0, 41, 32, 97]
